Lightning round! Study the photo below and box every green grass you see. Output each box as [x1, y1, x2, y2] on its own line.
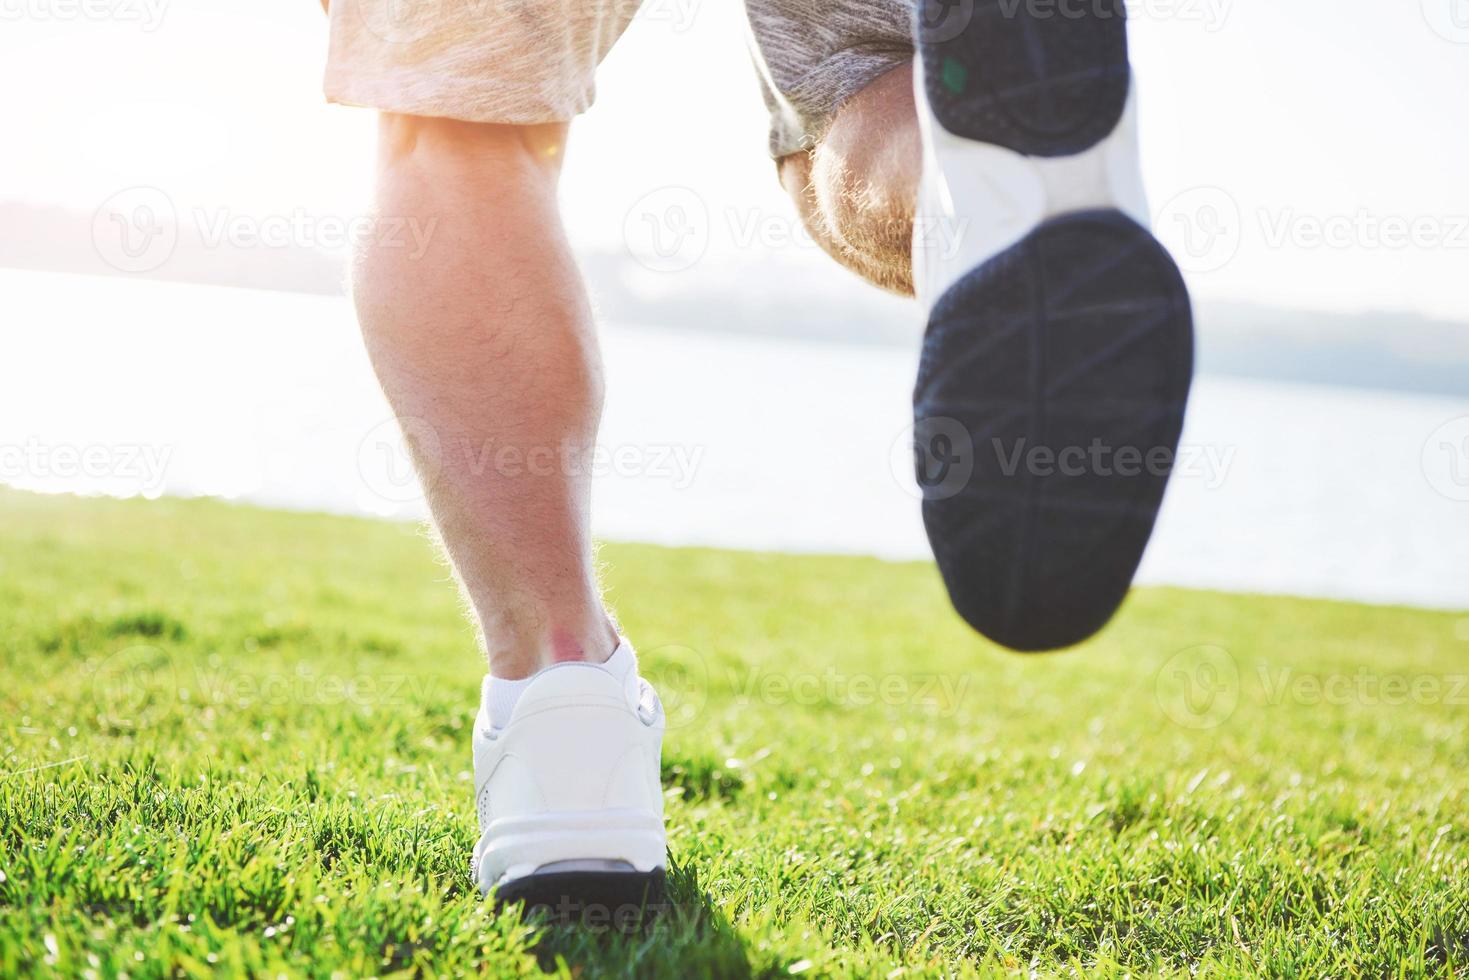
[1, 490, 1466, 978]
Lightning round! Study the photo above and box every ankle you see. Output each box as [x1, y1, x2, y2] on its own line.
[484, 618, 618, 680]
[481, 633, 637, 730]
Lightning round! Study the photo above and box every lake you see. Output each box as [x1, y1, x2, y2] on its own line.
[3, 269, 1466, 611]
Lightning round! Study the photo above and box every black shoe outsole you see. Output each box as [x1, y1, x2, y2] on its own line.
[917, 0, 1131, 156]
[913, 210, 1193, 652]
[493, 869, 669, 926]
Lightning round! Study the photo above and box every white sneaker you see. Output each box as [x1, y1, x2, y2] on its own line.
[471, 646, 667, 918]
[909, 0, 1195, 652]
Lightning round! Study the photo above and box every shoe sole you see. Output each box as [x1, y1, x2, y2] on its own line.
[915, 210, 1191, 651]
[493, 868, 668, 925]
[917, 0, 1130, 157]
[913, 0, 1193, 651]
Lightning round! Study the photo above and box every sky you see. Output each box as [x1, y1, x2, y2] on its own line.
[2, 0, 1467, 320]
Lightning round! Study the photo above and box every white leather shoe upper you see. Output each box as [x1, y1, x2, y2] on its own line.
[471, 649, 666, 893]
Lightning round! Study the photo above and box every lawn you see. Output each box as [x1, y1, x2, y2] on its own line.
[0, 489, 1465, 977]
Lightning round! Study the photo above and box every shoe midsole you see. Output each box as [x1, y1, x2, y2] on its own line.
[475, 808, 666, 893]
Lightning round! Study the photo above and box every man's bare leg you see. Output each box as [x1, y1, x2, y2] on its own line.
[353, 116, 670, 908]
[353, 115, 615, 679]
[778, 63, 922, 297]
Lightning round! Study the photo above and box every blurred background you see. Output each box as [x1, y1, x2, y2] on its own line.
[2, 0, 1467, 608]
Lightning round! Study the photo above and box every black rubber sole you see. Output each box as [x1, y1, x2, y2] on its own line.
[494, 869, 668, 927]
[913, 210, 1193, 652]
[917, 0, 1130, 156]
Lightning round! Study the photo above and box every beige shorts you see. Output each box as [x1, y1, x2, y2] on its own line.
[323, 0, 914, 158]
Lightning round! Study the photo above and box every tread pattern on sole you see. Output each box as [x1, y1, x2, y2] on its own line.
[917, 0, 1131, 156]
[913, 210, 1193, 651]
[494, 869, 669, 925]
